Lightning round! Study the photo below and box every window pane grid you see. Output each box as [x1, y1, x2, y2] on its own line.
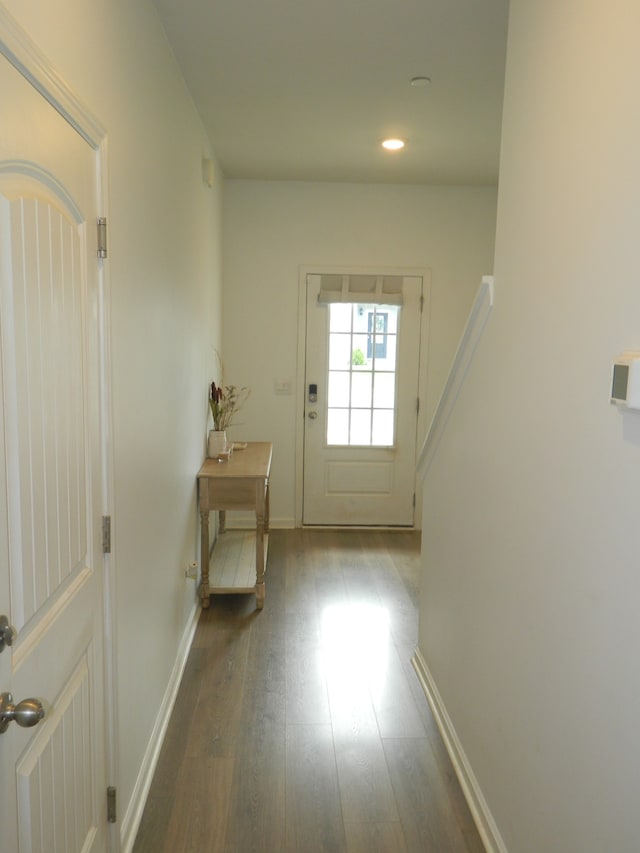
[327, 303, 399, 447]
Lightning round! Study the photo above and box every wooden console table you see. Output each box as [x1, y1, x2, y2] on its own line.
[197, 441, 272, 610]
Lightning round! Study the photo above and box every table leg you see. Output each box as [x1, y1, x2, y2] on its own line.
[264, 479, 270, 534]
[219, 509, 226, 534]
[255, 509, 265, 611]
[200, 509, 210, 608]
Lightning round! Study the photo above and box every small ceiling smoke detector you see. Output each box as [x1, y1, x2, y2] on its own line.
[410, 76, 431, 88]
[381, 138, 406, 151]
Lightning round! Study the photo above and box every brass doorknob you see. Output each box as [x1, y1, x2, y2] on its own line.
[0, 692, 47, 734]
[0, 615, 16, 653]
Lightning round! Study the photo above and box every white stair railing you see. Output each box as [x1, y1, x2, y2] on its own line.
[417, 276, 494, 479]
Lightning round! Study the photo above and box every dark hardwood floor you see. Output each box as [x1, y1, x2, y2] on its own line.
[133, 529, 484, 852]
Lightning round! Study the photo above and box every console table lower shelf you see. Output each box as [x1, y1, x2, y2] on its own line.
[209, 530, 269, 597]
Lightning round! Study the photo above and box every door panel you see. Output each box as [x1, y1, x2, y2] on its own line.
[326, 460, 394, 494]
[17, 656, 95, 852]
[303, 273, 422, 526]
[0, 53, 107, 853]
[6, 193, 87, 626]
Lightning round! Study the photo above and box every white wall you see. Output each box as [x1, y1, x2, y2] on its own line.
[1, 0, 222, 845]
[419, 2, 640, 850]
[222, 180, 498, 526]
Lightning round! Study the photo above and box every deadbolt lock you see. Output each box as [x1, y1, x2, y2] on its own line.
[0, 615, 16, 653]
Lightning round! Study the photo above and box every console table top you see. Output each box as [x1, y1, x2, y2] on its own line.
[198, 441, 272, 481]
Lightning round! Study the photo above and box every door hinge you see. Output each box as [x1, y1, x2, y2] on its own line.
[413, 492, 416, 508]
[416, 397, 420, 415]
[420, 294, 424, 312]
[107, 786, 117, 823]
[102, 516, 111, 554]
[97, 217, 108, 259]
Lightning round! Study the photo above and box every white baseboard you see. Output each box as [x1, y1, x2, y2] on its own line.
[411, 648, 507, 853]
[119, 601, 200, 853]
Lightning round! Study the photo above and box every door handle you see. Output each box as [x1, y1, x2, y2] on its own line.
[0, 692, 47, 734]
[308, 411, 318, 420]
[0, 615, 16, 653]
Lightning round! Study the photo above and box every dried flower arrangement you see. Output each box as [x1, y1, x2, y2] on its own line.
[208, 380, 250, 431]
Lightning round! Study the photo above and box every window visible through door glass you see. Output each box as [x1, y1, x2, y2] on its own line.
[326, 303, 399, 446]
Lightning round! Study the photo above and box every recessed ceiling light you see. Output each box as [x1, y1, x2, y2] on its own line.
[381, 138, 406, 151]
[410, 76, 431, 88]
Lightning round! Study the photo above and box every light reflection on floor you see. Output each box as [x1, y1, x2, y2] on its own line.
[320, 603, 390, 705]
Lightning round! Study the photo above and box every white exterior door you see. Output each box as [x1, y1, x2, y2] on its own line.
[0, 52, 108, 852]
[303, 272, 422, 526]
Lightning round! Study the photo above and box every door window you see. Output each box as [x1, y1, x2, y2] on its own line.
[326, 302, 400, 446]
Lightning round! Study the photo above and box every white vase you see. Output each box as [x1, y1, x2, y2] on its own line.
[207, 429, 227, 458]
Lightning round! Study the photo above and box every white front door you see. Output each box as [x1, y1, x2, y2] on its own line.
[0, 53, 108, 852]
[303, 272, 422, 526]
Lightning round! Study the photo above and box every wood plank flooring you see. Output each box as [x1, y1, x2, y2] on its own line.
[133, 529, 484, 853]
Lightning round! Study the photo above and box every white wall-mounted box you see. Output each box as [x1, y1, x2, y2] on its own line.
[610, 351, 640, 410]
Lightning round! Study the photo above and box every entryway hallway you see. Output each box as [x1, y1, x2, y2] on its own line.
[133, 529, 483, 852]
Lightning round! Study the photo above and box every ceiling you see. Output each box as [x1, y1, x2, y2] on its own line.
[152, 0, 509, 185]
